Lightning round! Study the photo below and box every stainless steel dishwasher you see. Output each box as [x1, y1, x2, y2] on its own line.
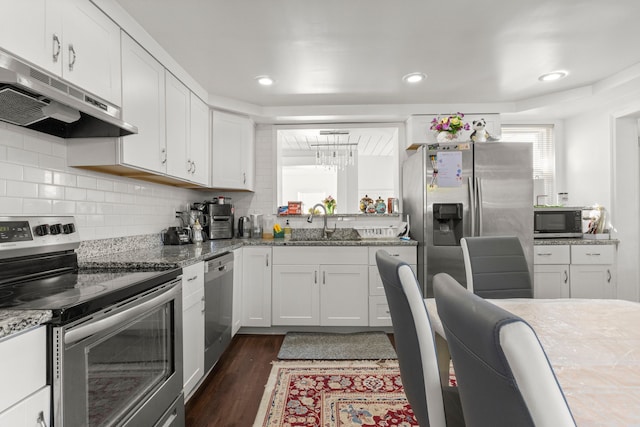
[204, 251, 234, 373]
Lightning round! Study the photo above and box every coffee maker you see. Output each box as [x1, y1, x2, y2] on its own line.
[205, 202, 234, 239]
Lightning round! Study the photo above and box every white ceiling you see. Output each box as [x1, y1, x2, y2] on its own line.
[113, 0, 640, 120]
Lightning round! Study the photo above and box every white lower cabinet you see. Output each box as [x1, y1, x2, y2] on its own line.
[0, 326, 49, 426]
[272, 247, 369, 326]
[0, 386, 50, 427]
[242, 247, 272, 327]
[272, 265, 319, 325]
[533, 244, 616, 299]
[533, 245, 570, 299]
[368, 246, 417, 327]
[181, 262, 205, 399]
[570, 245, 616, 298]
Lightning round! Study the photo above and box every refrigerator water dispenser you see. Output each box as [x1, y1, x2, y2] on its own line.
[433, 203, 463, 246]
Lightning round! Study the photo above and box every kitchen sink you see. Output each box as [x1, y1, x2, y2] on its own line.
[290, 228, 361, 241]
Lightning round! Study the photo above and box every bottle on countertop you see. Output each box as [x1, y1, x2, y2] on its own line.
[284, 219, 292, 240]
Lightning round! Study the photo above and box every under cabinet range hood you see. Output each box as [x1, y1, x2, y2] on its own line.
[0, 51, 137, 138]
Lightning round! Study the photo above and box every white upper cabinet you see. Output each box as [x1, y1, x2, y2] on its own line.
[120, 32, 167, 174]
[0, 0, 55, 72]
[165, 72, 210, 186]
[0, 0, 121, 105]
[211, 111, 255, 191]
[165, 72, 191, 181]
[189, 94, 210, 186]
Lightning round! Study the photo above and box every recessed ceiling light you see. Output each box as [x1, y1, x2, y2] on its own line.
[538, 71, 568, 82]
[403, 72, 427, 83]
[255, 75, 275, 86]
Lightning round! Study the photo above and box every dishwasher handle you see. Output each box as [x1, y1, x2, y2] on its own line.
[205, 253, 234, 280]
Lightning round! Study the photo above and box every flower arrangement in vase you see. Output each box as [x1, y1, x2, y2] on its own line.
[430, 112, 470, 142]
[323, 195, 336, 214]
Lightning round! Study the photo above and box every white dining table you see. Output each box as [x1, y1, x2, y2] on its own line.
[424, 297, 640, 427]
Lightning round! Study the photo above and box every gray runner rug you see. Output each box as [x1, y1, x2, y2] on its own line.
[277, 331, 397, 360]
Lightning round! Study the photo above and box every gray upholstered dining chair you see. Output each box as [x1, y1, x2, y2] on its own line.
[433, 272, 576, 427]
[376, 250, 465, 427]
[460, 235, 532, 298]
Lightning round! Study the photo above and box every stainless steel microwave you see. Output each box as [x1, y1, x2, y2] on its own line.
[534, 208, 583, 238]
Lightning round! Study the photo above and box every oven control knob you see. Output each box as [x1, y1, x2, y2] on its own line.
[35, 224, 50, 236]
[63, 223, 76, 234]
[50, 224, 62, 235]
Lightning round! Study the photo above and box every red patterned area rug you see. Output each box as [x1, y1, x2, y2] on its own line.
[253, 360, 418, 427]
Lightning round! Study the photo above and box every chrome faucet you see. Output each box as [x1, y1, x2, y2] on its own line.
[307, 203, 336, 238]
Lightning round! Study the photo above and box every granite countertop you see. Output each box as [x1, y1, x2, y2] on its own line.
[534, 238, 619, 245]
[78, 237, 417, 270]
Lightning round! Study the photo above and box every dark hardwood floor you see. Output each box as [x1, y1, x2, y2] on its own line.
[185, 334, 284, 427]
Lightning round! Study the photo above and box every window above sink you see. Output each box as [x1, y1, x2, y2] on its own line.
[276, 124, 401, 215]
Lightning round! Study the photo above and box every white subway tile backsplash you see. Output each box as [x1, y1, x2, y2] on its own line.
[51, 140, 66, 158]
[96, 179, 114, 192]
[77, 175, 98, 189]
[6, 181, 38, 198]
[23, 135, 52, 155]
[76, 202, 97, 214]
[104, 192, 121, 203]
[22, 198, 52, 214]
[0, 197, 21, 213]
[39, 184, 64, 199]
[24, 167, 53, 184]
[86, 189, 105, 202]
[52, 200, 75, 214]
[0, 146, 6, 161]
[113, 181, 129, 193]
[65, 187, 87, 201]
[53, 172, 77, 187]
[0, 180, 5, 196]
[7, 147, 39, 166]
[0, 163, 23, 180]
[0, 127, 23, 148]
[38, 153, 66, 171]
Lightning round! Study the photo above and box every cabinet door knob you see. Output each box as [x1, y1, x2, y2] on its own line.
[607, 269, 612, 283]
[564, 270, 568, 284]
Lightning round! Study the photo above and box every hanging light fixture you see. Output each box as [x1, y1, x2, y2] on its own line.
[311, 130, 357, 170]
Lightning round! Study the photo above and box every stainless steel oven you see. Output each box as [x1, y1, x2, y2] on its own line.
[0, 216, 185, 427]
[53, 278, 183, 427]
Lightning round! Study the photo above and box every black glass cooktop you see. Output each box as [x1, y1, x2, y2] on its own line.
[0, 268, 181, 324]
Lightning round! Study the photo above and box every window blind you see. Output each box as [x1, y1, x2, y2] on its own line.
[501, 124, 555, 202]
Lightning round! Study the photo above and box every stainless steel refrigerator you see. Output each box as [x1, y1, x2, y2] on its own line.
[402, 142, 533, 296]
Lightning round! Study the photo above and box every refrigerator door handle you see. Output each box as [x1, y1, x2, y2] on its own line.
[476, 177, 484, 236]
[468, 176, 476, 237]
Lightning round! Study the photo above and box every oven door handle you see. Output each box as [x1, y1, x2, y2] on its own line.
[64, 283, 180, 345]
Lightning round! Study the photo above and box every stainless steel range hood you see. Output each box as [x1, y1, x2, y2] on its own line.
[0, 51, 137, 138]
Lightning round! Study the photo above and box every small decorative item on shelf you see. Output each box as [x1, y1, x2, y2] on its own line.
[430, 112, 470, 142]
[323, 195, 336, 215]
[288, 201, 302, 215]
[359, 195, 373, 213]
[375, 196, 386, 214]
